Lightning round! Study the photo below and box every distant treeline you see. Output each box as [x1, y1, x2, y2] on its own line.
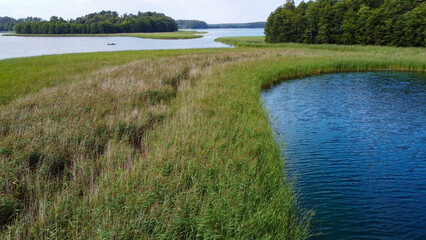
[0, 17, 42, 31]
[208, 22, 266, 29]
[176, 20, 209, 29]
[177, 20, 265, 29]
[13, 11, 178, 34]
[265, 0, 425, 47]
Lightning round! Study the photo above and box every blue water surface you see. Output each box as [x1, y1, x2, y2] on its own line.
[261, 72, 426, 240]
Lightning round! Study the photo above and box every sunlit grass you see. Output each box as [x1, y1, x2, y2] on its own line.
[0, 38, 425, 239]
[217, 36, 426, 55]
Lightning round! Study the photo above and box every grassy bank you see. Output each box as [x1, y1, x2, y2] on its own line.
[217, 36, 426, 54]
[0, 40, 425, 239]
[3, 30, 204, 39]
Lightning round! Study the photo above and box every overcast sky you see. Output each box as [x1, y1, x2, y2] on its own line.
[0, 0, 303, 23]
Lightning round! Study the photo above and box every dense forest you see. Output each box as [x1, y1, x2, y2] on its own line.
[176, 20, 265, 29]
[176, 20, 209, 29]
[13, 11, 178, 34]
[0, 17, 42, 31]
[265, 0, 425, 47]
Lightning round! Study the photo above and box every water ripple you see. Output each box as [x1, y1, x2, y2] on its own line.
[262, 71, 426, 240]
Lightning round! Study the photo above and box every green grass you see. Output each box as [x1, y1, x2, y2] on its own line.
[217, 36, 426, 54]
[4, 30, 205, 39]
[0, 39, 425, 239]
[0, 48, 231, 105]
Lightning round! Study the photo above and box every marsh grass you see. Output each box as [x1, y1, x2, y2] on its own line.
[0, 40, 425, 239]
[0, 48, 233, 105]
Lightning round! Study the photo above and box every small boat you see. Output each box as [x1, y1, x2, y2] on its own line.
[107, 43, 116, 46]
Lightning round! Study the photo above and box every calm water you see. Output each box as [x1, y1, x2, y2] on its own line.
[0, 28, 264, 60]
[261, 72, 426, 239]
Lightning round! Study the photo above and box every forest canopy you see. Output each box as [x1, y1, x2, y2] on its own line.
[13, 11, 178, 34]
[265, 0, 426, 47]
[0, 17, 42, 31]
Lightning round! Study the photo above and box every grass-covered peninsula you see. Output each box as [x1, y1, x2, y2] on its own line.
[3, 30, 204, 40]
[0, 38, 425, 239]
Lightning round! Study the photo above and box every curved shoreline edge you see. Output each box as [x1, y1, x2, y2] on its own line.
[0, 39, 425, 238]
[2, 30, 205, 39]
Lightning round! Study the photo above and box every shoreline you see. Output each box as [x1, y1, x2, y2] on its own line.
[2, 30, 205, 39]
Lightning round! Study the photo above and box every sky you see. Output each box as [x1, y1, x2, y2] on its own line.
[0, 0, 303, 24]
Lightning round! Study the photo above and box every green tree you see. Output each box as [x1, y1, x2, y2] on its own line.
[265, 0, 425, 47]
[303, 1, 320, 43]
[356, 5, 372, 44]
[341, 8, 357, 44]
[265, 1, 306, 43]
[13, 11, 178, 35]
[402, 2, 426, 47]
[316, 1, 335, 44]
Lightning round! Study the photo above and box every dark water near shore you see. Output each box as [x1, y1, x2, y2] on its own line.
[0, 28, 264, 60]
[261, 72, 426, 239]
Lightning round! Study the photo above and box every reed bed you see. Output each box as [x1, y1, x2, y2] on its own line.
[0, 40, 424, 239]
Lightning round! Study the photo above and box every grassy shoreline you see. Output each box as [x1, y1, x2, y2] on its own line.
[3, 30, 205, 39]
[0, 40, 425, 239]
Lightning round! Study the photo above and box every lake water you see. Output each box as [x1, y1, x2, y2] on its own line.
[261, 72, 426, 239]
[0, 28, 264, 60]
